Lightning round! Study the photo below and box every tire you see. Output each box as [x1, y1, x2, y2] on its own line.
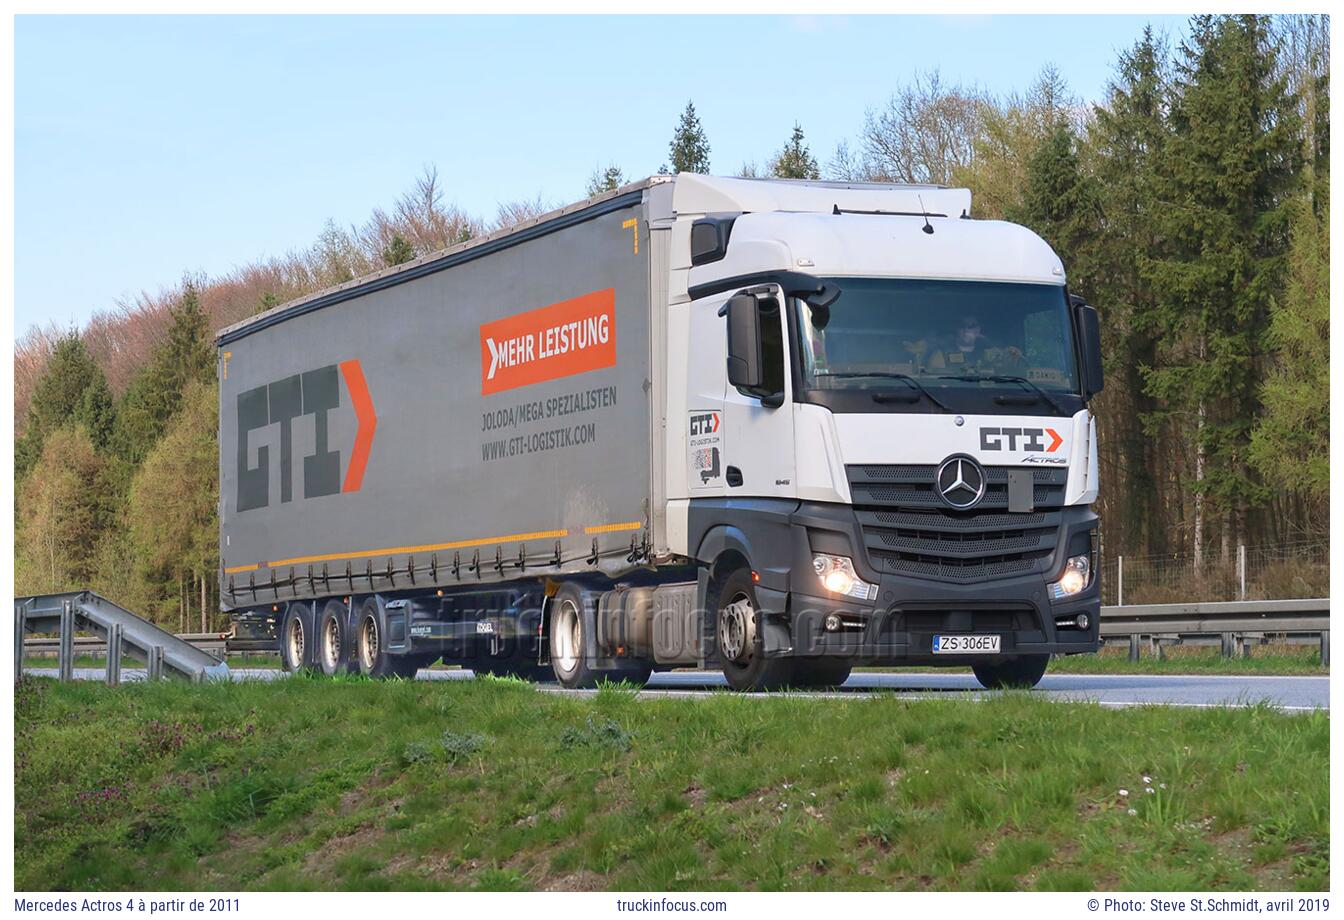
[972, 654, 1050, 690]
[317, 600, 354, 676]
[548, 584, 602, 689]
[280, 602, 316, 673]
[791, 658, 853, 689]
[354, 598, 422, 679]
[715, 568, 795, 692]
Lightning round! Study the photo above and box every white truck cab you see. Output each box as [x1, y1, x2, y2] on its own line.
[655, 175, 1103, 690]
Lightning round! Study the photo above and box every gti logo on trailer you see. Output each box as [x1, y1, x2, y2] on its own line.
[479, 288, 617, 395]
[235, 360, 378, 512]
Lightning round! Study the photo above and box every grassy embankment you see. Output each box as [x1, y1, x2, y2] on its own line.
[15, 674, 1328, 892]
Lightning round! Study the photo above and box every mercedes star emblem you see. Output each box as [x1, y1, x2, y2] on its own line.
[936, 456, 987, 510]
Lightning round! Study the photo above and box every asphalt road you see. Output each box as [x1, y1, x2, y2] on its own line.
[24, 667, 1329, 711]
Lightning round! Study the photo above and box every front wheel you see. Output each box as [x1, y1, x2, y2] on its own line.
[716, 568, 794, 692]
[972, 654, 1050, 690]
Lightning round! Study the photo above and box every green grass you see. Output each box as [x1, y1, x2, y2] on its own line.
[1045, 643, 1328, 676]
[14, 674, 1328, 892]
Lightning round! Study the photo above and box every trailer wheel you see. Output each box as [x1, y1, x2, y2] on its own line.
[715, 568, 794, 692]
[548, 584, 602, 689]
[280, 602, 316, 672]
[355, 599, 421, 679]
[317, 600, 354, 676]
[972, 654, 1050, 690]
[791, 658, 852, 689]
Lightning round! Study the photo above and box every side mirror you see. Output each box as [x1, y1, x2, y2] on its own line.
[1075, 303, 1104, 398]
[723, 293, 764, 392]
[720, 293, 783, 406]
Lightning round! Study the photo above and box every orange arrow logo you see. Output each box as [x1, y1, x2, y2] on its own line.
[1045, 428, 1063, 452]
[340, 359, 377, 492]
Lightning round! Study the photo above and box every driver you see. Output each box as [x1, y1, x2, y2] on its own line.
[929, 315, 991, 369]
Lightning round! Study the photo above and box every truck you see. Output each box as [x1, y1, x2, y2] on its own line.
[216, 174, 1104, 691]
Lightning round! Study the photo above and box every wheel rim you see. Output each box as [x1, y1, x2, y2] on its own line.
[719, 593, 755, 663]
[359, 615, 379, 673]
[321, 616, 341, 672]
[286, 614, 305, 669]
[553, 599, 580, 673]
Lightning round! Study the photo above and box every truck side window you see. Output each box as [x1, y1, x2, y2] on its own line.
[758, 296, 785, 397]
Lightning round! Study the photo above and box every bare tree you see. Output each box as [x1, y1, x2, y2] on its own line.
[859, 70, 986, 185]
[493, 195, 554, 231]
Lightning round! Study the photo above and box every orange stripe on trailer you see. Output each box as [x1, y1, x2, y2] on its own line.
[223, 563, 260, 574]
[340, 359, 377, 493]
[584, 521, 643, 534]
[251, 528, 572, 570]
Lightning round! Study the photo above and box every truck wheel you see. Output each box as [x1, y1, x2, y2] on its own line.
[791, 658, 853, 689]
[972, 654, 1050, 690]
[715, 568, 794, 692]
[317, 600, 354, 676]
[354, 599, 421, 679]
[548, 584, 602, 689]
[280, 602, 316, 672]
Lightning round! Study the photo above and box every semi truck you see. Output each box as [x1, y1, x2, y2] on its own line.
[216, 174, 1104, 691]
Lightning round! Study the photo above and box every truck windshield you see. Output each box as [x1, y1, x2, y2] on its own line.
[796, 277, 1080, 397]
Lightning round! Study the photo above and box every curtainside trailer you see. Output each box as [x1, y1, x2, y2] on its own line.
[217, 174, 1104, 690]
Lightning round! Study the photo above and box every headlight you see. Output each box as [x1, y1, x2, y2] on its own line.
[1048, 553, 1092, 601]
[812, 554, 878, 601]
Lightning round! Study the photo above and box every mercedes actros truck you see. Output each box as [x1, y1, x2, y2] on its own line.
[217, 174, 1104, 691]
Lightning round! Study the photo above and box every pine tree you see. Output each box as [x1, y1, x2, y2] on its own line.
[1248, 194, 1328, 514]
[586, 165, 626, 196]
[1006, 124, 1099, 274]
[665, 101, 711, 174]
[1087, 26, 1172, 556]
[113, 281, 216, 467]
[16, 427, 108, 594]
[15, 333, 115, 480]
[771, 124, 821, 179]
[126, 380, 219, 627]
[1141, 15, 1303, 553]
[381, 233, 416, 267]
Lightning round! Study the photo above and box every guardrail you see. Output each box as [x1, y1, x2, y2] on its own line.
[21, 598, 1330, 670]
[1099, 597, 1329, 664]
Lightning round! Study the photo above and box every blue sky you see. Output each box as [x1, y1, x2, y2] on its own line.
[14, 14, 1191, 339]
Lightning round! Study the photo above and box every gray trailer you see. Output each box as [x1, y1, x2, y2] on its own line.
[218, 175, 1105, 690]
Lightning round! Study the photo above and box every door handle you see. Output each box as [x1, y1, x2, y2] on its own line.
[726, 466, 743, 487]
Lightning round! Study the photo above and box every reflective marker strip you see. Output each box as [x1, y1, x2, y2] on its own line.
[223, 521, 641, 574]
[584, 521, 642, 535]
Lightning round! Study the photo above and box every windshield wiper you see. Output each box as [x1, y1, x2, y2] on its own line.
[937, 374, 1067, 415]
[816, 372, 952, 412]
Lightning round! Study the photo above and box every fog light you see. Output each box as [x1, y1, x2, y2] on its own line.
[825, 613, 842, 632]
[812, 554, 879, 601]
[1076, 612, 1090, 630]
[1048, 554, 1092, 601]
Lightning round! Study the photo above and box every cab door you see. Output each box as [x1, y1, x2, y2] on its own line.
[718, 285, 796, 498]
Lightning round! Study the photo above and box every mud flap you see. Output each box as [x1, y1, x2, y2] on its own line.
[753, 584, 794, 658]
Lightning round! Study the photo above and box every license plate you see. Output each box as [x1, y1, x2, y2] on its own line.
[932, 634, 1001, 654]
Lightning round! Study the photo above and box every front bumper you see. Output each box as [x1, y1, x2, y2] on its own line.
[758, 502, 1101, 664]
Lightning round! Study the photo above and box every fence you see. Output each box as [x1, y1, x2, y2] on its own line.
[1100, 540, 1328, 607]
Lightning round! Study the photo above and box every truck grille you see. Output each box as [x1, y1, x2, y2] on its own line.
[847, 464, 1068, 583]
